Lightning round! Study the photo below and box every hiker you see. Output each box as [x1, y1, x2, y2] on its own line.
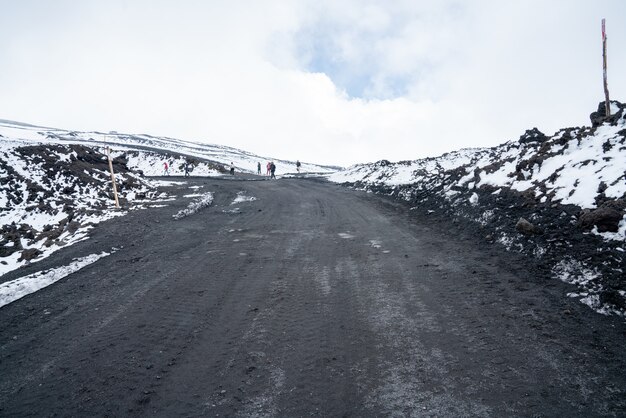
[266, 162, 271, 176]
[184, 161, 190, 177]
[296, 160, 301, 173]
[230, 162, 235, 175]
[163, 161, 169, 176]
[270, 161, 276, 179]
[257, 162, 261, 175]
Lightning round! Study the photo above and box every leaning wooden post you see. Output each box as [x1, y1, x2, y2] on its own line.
[602, 18, 611, 116]
[106, 145, 121, 208]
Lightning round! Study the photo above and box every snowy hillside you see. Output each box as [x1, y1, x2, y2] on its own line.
[0, 119, 338, 176]
[0, 119, 338, 278]
[0, 141, 165, 276]
[329, 101, 626, 316]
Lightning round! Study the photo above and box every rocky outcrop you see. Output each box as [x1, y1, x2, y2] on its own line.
[578, 199, 626, 232]
[18, 248, 42, 262]
[518, 128, 548, 144]
[590, 100, 626, 127]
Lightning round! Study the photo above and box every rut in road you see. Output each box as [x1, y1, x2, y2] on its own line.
[0, 177, 624, 417]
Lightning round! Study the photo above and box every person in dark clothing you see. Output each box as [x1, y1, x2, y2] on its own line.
[230, 162, 235, 175]
[257, 162, 261, 175]
[270, 162, 276, 179]
[296, 160, 301, 172]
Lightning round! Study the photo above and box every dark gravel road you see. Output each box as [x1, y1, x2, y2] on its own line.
[1, 176, 625, 417]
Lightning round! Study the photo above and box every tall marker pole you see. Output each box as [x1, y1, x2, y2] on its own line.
[105, 135, 120, 208]
[602, 18, 610, 117]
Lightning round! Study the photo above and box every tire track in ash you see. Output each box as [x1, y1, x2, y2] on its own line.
[0, 217, 192, 412]
[0, 180, 241, 416]
[327, 190, 626, 416]
[225, 192, 366, 417]
[202, 183, 386, 416]
[139, 181, 297, 416]
[1, 241, 232, 415]
[280, 190, 492, 416]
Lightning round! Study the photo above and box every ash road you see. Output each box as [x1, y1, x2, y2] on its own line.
[1, 177, 625, 417]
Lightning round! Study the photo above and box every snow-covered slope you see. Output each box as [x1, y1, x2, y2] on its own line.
[329, 101, 626, 316]
[0, 119, 338, 175]
[330, 103, 625, 213]
[0, 142, 161, 276]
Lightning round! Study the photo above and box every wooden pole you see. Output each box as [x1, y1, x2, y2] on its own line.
[602, 18, 611, 116]
[107, 145, 121, 209]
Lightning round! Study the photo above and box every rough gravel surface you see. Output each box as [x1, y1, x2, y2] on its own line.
[1, 176, 625, 417]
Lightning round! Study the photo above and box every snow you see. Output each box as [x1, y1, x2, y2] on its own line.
[610, 102, 620, 115]
[0, 251, 111, 308]
[232, 192, 257, 204]
[0, 208, 124, 277]
[0, 122, 49, 142]
[553, 258, 600, 287]
[476, 160, 516, 188]
[1, 208, 67, 232]
[370, 240, 382, 248]
[172, 192, 214, 220]
[151, 180, 187, 187]
[122, 151, 223, 177]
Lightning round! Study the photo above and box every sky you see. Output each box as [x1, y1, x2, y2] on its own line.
[1, 0, 625, 167]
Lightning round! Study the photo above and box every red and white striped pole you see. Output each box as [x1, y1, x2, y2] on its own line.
[602, 18, 610, 117]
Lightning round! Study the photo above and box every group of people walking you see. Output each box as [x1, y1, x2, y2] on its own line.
[161, 158, 300, 179]
[255, 160, 301, 178]
[257, 161, 276, 179]
[163, 160, 192, 176]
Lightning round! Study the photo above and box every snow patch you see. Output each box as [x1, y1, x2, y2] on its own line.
[151, 180, 187, 187]
[231, 192, 257, 204]
[0, 251, 112, 308]
[173, 192, 214, 220]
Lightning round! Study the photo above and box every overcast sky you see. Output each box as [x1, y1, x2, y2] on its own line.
[1, 0, 625, 166]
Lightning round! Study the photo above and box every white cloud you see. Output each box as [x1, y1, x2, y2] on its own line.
[0, 0, 625, 166]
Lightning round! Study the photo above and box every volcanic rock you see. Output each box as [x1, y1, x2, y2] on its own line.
[578, 201, 625, 233]
[515, 217, 541, 235]
[18, 248, 42, 262]
[518, 128, 548, 144]
[590, 100, 626, 127]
